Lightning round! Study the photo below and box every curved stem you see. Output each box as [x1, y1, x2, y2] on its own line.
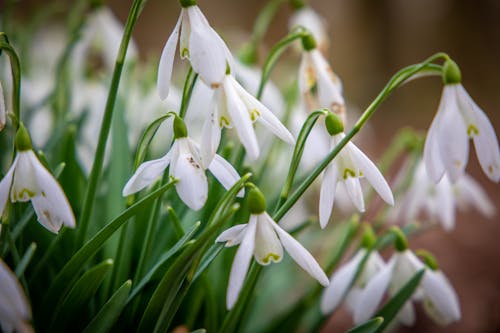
[178, 66, 198, 119]
[76, 0, 147, 248]
[0, 35, 22, 126]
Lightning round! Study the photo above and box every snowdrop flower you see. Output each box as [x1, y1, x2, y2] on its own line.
[298, 34, 344, 116]
[0, 81, 5, 131]
[319, 114, 394, 228]
[0, 259, 33, 333]
[0, 124, 76, 233]
[201, 74, 295, 162]
[157, 0, 234, 99]
[424, 59, 500, 183]
[289, 1, 329, 54]
[216, 187, 329, 309]
[123, 116, 242, 211]
[321, 226, 385, 315]
[390, 160, 495, 231]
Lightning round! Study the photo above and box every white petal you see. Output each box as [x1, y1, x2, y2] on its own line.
[187, 7, 227, 88]
[270, 214, 329, 286]
[437, 97, 469, 183]
[227, 215, 257, 309]
[354, 258, 394, 324]
[320, 249, 365, 314]
[397, 301, 416, 326]
[208, 154, 244, 197]
[200, 99, 222, 165]
[455, 174, 495, 217]
[421, 270, 461, 325]
[171, 143, 208, 211]
[122, 152, 171, 196]
[435, 177, 455, 231]
[224, 77, 260, 160]
[157, 14, 181, 100]
[253, 215, 283, 265]
[350, 143, 394, 205]
[215, 224, 248, 247]
[344, 177, 365, 212]
[0, 163, 15, 216]
[0, 81, 6, 131]
[31, 153, 75, 231]
[10, 152, 40, 202]
[319, 164, 338, 228]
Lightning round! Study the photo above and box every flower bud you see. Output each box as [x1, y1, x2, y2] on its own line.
[416, 249, 439, 271]
[442, 59, 461, 85]
[290, 0, 306, 10]
[179, 0, 196, 8]
[325, 112, 344, 136]
[390, 227, 408, 252]
[247, 187, 266, 214]
[301, 33, 317, 52]
[15, 123, 32, 151]
[173, 116, 188, 139]
[360, 223, 377, 249]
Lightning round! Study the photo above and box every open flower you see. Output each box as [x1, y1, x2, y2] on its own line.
[319, 114, 394, 228]
[298, 34, 344, 115]
[424, 60, 500, 183]
[0, 125, 76, 233]
[389, 160, 495, 231]
[216, 187, 329, 309]
[289, 4, 329, 54]
[201, 74, 295, 162]
[0, 260, 33, 333]
[157, 0, 233, 99]
[123, 116, 242, 211]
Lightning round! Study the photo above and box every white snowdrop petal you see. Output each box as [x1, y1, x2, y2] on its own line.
[350, 143, 394, 205]
[122, 152, 171, 196]
[319, 164, 338, 229]
[172, 151, 208, 211]
[0, 81, 6, 131]
[457, 175, 495, 217]
[435, 177, 455, 231]
[270, 214, 329, 286]
[200, 102, 222, 166]
[397, 301, 416, 326]
[227, 215, 257, 309]
[10, 152, 39, 203]
[254, 215, 283, 265]
[421, 270, 461, 325]
[354, 259, 394, 324]
[215, 224, 248, 247]
[157, 15, 181, 100]
[320, 250, 365, 315]
[0, 164, 15, 216]
[344, 176, 365, 212]
[208, 154, 244, 197]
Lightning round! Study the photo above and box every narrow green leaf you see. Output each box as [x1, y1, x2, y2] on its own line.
[15, 242, 36, 277]
[49, 259, 114, 331]
[39, 181, 176, 324]
[192, 243, 224, 281]
[134, 114, 172, 169]
[83, 280, 132, 333]
[373, 269, 425, 333]
[347, 317, 384, 333]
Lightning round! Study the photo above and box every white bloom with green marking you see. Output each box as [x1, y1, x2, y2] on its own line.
[289, 6, 329, 54]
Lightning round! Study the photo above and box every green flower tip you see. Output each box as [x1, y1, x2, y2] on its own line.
[301, 33, 317, 51]
[442, 58, 461, 85]
[89, 0, 104, 9]
[290, 0, 306, 10]
[325, 112, 344, 136]
[179, 0, 196, 8]
[416, 249, 439, 271]
[390, 227, 408, 252]
[248, 187, 267, 214]
[360, 223, 377, 249]
[15, 123, 32, 151]
[238, 43, 258, 66]
[173, 115, 188, 139]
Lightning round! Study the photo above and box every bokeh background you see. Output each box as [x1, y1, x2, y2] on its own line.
[8, 0, 500, 332]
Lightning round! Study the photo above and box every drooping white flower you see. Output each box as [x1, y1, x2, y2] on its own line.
[424, 83, 500, 183]
[319, 130, 394, 228]
[289, 5, 329, 54]
[298, 38, 344, 116]
[0, 80, 6, 131]
[0, 260, 33, 333]
[0, 125, 76, 233]
[321, 247, 385, 315]
[123, 118, 242, 211]
[216, 187, 329, 309]
[157, 1, 234, 99]
[390, 160, 495, 231]
[201, 74, 295, 162]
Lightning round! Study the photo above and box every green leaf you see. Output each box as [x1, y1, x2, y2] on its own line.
[347, 317, 384, 333]
[192, 243, 224, 281]
[83, 280, 132, 333]
[49, 259, 114, 331]
[15, 242, 36, 278]
[374, 269, 425, 332]
[39, 181, 176, 325]
[134, 114, 173, 170]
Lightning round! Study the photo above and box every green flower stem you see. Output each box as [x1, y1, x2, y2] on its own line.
[0, 34, 21, 126]
[179, 66, 198, 119]
[76, 0, 147, 248]
[274, 108, 329, 213]
[274, 53, 449, 223]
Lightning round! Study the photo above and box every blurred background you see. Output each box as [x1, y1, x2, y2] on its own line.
[5, 0, 500, 332]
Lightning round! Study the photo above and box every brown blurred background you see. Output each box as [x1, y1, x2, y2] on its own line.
[10, 0, 500, 331]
